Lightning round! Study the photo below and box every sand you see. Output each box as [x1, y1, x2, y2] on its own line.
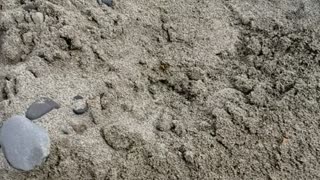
[0, 0, 320, 179]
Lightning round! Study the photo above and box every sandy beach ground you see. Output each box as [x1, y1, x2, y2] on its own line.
[0, 0, 320, 179]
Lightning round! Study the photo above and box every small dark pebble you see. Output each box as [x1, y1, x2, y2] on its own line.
[73, 108, 88, 115]
[73, 95, 84, 100]
[23, 4, 37, 12]
[26, 97, 60, 120]
[72, 95, 88, 115]
[98, 0, 113, 7]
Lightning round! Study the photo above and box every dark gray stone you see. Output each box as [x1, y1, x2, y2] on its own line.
[72, 95, 88, 115]
[0, 116, 50, 171]
[26, 97, 60, 120]
[98, 0, 113, 7]
[73, 95, 83, 100]
[102, 0, 113, 6]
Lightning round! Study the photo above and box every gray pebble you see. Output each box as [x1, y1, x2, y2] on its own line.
[26, 97, 60, 120]
[98, 0, 113, 6]
[72, 95, 88, 115]
[183, 151, 195, 164]
[103, 0, 113, 6]
[60, 124, 71, 134]
[0, 116, 50, 171]
[74, 95, 83, 100]
[102, 125, 144, 151]
[31, 12, 44, 24]
[187, 67, 204, 81]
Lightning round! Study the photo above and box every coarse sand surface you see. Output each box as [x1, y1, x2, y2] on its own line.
[0, 0, 320, 179]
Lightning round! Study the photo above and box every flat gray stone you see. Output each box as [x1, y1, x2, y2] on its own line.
[98, 0, 113, 6]
[26, 97, 60, 120]
[102, 0, 113, 6]
[0, 116, 50, 171]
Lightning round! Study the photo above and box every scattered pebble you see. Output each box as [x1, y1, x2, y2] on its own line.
[70, 123, 87, 135]
[155, 112, 172, 132]
[98, 0, 113, 6]
[198, 121, 212, 131]
[156, 119, 171, 132]
[72, 95, 88, 115]
[102, 125, 144, 151]
[0, 116, 50, 171]
[232, 75, 255, 94]
[31, 12, 44, 24]
[103, 0, 113, 6]
[187, 67, 204, 81]
[61, 125, 73, 135]
[22, 32, 33, 44]
[23, 4, 37, 12]
[26, 97, 60, 120]
[183, 151, 195, 164]
[171, 120, 186, 137]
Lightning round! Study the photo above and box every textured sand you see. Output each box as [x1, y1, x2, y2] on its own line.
[0, 0, 320, 179]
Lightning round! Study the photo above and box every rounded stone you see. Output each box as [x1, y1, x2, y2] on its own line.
[72, 95, 88, 115]
[31, 12, 44, 24]
[0, 116, 50, 171]
[102, 125, 144, 151]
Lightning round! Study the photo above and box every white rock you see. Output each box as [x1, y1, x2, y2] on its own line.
[0, 116, 50, 171]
